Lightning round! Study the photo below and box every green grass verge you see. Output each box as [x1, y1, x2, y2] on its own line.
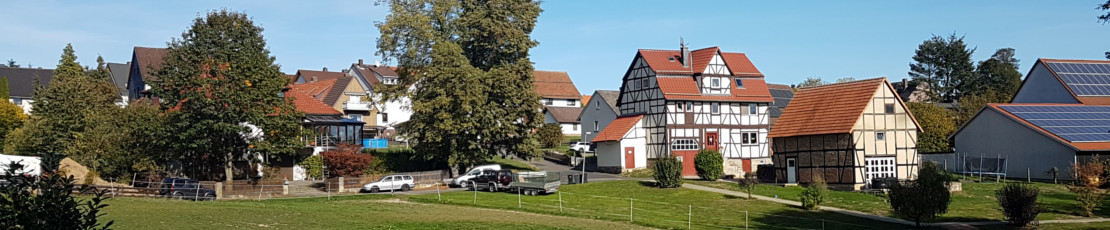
[410, 180, 915, 230]
[687, 180, 1110, 223]
[102, 194, 642, 230]
[486, 157, 538, 171]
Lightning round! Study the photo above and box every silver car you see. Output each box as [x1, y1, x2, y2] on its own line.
[361, 175, 415, 193]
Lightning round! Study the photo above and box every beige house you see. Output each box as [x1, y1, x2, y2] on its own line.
[770, 78, 921, 190]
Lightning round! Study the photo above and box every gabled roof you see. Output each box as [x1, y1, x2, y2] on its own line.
[767, 83, 794, 118]
[1031, 58, 1110, 105]
[534, 70, 582, 99]
[292, 78, 338, 100]
[0, 67, 52, 98]
[581, 95, 591, 106]
[969, 103, 1110, 151]
[545, 106, 583, 123]
[107, 62, 130, 95]
[655, 77, 774, 102]
[636, 47, 763, 77]
[351, 63, 398, 87]
[296, 69, 346, 83]
[288, 82, 342, 115]
[596, 90, 620, 114]
[770, 78, 920, 138]
[592, 114, 643, 142]
[133, 47, 166, 81]
[322, 76, 352, 106]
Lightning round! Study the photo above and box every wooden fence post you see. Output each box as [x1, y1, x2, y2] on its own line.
[338, 176, 345, 193]
[215, 182, 223, 200]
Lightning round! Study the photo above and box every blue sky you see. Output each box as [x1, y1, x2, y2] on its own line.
[3, 1, 1110, 94]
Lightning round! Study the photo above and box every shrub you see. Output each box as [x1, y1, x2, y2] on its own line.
[1067, 155, 1107, 217]
[736, 173, 759, 199]
[363, 147, 448, 172]
[320, 143, 374, 177]
[653, 156, 683, 188]
[799, 176, 827, 210]
[888, 161, 951, 227]
[537, 123, 564, 148]
[756, 164, 775, 183]
[0, 156, 114, 229]
[299, 155, 323, 180]
[997, 183, 1040, 227]
[694, 149, 723, 181]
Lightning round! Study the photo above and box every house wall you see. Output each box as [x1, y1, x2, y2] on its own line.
[1012, 62, 1080, 104]
[126, 54, 146, 102]
[850, 83, 919, 185]
[542, 98, 579, 107]
[618, 56, 667, 159]
[772, 133, 857, 185]
[595, 118, 647, 173]
[580, 94, 618, 142]
[953, 108, 1077, 180]
[597, 141, 622, 171]
[9, 97, 33, 114]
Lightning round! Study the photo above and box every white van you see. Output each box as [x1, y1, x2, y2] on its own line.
[452, 164, 501, 188]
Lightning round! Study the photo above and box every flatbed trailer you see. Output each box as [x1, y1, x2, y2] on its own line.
[509, 171, 560, 195]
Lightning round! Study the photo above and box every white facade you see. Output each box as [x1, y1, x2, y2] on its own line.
[544, 111, 580, 135]
[542, 98, 580, 107]
[595, 117, 647, 171]
[9, 98, 32, 114]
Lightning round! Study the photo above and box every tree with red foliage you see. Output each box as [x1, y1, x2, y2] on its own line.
[321, 143, 374, 177]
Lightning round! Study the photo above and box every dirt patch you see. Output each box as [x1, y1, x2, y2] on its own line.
[59, 157, 128, 186]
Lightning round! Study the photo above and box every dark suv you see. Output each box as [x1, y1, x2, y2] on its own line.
[469, 169, 514, 192]
[159, 178, 217, 201]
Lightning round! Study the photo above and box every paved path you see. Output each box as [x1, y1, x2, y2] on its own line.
[681, 183, 1110, 229]
[531, 158, 622, 184]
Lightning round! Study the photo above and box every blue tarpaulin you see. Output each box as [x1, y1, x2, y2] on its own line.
[363, 138, 388, 149]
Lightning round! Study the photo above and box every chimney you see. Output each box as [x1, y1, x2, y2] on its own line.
[322, 67, 328, 72]
[358, 59, 364, 65]
[902, 78, 908, 90]
[375, 60, 380, 67]
[680, 38, 690, 68]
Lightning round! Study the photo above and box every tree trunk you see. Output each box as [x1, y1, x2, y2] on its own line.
[225, 152, 234, 191]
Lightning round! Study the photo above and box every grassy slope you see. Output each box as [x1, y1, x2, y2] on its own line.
[410, 180, 912, 230]
[688, 180, 1110, 222]
[102, 195, 644, 230]
[487, 157, 538, 171]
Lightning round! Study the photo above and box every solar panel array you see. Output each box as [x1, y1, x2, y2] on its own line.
[1046, 61, 1110, 96]
[999, 105, 1110, 142]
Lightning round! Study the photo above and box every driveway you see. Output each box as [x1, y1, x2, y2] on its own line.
[531, 157, 622, 184]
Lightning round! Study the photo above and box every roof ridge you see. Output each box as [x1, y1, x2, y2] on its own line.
[797, 77, 885, 90]
[1038, 58, 1110, 64]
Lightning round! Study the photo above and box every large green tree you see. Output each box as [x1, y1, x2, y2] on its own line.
[796, 77, 827, 89]
[377, 0, 543, 174]
[153, 10, 302, 181]
[962, 48, 1023, 102]
[0, 100, 26, 143]
[906, 102, 955, 153]
[909, 34, 976, 102]
[0, 77, 9, 100]
[68, 102, 167, 180]
[4, 44, 118, 156]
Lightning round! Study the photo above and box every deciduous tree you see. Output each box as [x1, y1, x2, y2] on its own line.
[909, 34, 976, 102]
[796, 77, 826, 89]
[906, 102, 955, 153]
[962, 48, 1022, 102]
[153, 10, 302, 181]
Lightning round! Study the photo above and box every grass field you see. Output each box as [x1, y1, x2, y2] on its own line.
[102, 194, 646, 229]
[486, 156, 538, 171]
[409, 180, 914, 229]
[688, 180, 1110, 222]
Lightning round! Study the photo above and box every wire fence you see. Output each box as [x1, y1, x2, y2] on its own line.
[417, 184, 889, 230]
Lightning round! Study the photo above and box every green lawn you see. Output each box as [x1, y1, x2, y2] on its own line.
[102, 194, 643, 229]
[486, 156, 538, 171]
[688, 180, 1110, 223]
[410, 180, 915, 229]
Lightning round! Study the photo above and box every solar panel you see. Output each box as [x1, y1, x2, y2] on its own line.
[1046, 61, 1110, 96]
[999, 105, 1110, 143]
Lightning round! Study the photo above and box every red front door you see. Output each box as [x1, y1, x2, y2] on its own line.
[705, 132, 719, 151]
[675, 151, 698, 176]
[624, 147, 635, 169]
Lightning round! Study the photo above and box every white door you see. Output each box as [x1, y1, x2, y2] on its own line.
[865, 157, 896, 185]
[786, 158, 797, 183]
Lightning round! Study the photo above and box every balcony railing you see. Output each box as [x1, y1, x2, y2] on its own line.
[342, 101, 371, 111]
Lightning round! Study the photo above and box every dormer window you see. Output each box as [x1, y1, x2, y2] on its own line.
[735, 79, 744, 88]
[711, 78, 720, 87]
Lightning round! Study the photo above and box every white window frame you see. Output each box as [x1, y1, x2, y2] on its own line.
[711, 103, 720, 114]
[566, 99, 575, 106]
[573, 123, 578, 131]
[876, 132, 885, 141]
[711, 78, 720, 87]
[735, 79, 744, 88]
[635, 79, 642, 89]
[748, 104, 757, 115]
[885, 103, 895, 114]
[686, 102, 693, 111]
[641, 79, 649, 89]
[349, 114, 363, 122]
[382, 113, 389, 122]
[671, 139, 699, 150]
[741, 132, 758, 145]
[675, 102, 684, 112]
[544, 99, 553, 106]
[865, 157, 897, 182]
[594, 121, 599, 131]
[595, 100, 600, 110]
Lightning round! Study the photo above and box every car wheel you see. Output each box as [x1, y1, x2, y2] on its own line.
[488, 183, 497, 192]
[172, 192, 185, 200]
[204, 193, 216, 201]
[370, 186, 379, 193]
[401, 184, 410, 191]
[458, 181, 468, 189]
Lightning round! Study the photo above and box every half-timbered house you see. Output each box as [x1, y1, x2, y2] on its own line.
[769, 78, 921, 190]
[597, 42, 775, 177]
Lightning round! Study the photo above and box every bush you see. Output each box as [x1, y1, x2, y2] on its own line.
[363, 147, 448, 172]
[537, 123, 564, 148]
[653, 156, 683, 188]
[736, 173, 759, 199]
[694, 149, 723, 181]
[1068, 155, 1107, 217]
[321, 143, 374, 177]
[299, 155, 323, 180]
[888, 161, 951, 227]
[756, 164, 775, 183]
[0, 155, 114, 229]
[997, 183, 1040, 227]
[799, 176, 827, 210]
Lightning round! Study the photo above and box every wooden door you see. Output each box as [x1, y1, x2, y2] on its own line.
[624, 147, 635, 169]
[705, 132, 719, 151]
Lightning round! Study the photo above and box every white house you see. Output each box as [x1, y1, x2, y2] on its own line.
[347, 60, 413, 140]
[0, 66, 52, 114]
[534, 70, 582, 107]
[593, 114, 647, 172]
[543, 106, 583, 136]
[579, 90, 620, 142]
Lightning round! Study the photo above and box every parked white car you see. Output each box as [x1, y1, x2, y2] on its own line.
[451, 164, 501, 188]
[361, 175, 415, 193]
[570, 142, 594, 153]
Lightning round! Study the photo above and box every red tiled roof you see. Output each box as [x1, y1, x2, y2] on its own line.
[985, 103, 1110, 151]
[637, 48, 764, 77]
[292, 79, 338, 100]
[591, 115, 643, 142]
[581, 95, 592, 106]
[771, 78, 917, 138]
[296, 69, 346, 83]
[288, 82, 342, 115]
[655, 76, 774, 102]
[133, 46, 167, 81]
[534, 70, 581, 99]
